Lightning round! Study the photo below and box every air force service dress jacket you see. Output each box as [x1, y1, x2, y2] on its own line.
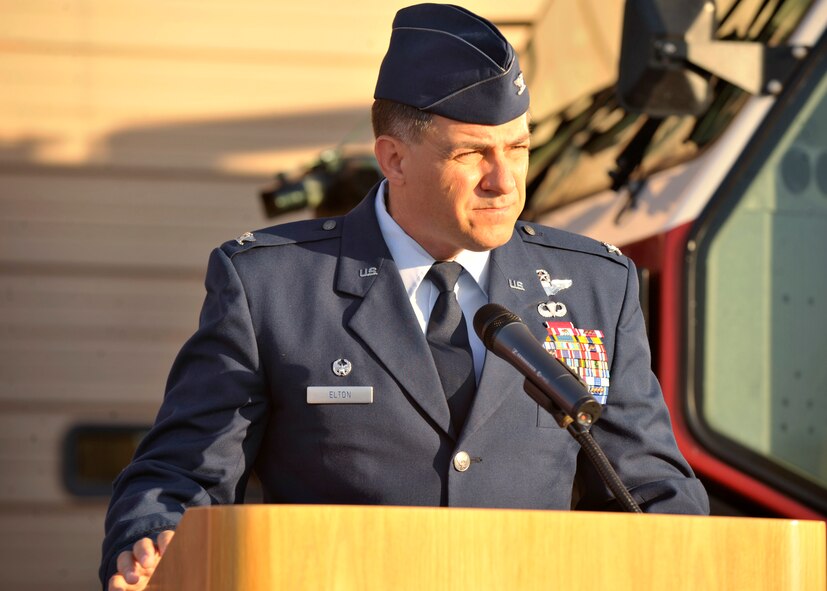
[101, 186, 709, 583]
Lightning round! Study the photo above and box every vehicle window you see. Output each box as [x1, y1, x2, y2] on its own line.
[696, 62, 827, 493]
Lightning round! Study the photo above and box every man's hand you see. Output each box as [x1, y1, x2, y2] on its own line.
[108, 530, 175, 591]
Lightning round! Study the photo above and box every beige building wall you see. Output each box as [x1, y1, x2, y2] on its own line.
[0, 1, 542, 589]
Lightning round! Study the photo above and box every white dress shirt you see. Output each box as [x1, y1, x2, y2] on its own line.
[374, 181, 489, 383]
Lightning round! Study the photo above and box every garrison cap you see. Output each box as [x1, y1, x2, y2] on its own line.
[374, 3, 529, 125]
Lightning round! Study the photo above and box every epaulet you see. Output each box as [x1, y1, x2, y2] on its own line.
[220, 216, 343, 258]
[516, 222, 629, 267]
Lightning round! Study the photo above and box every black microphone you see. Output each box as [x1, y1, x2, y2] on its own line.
[473, 303, 602, 427]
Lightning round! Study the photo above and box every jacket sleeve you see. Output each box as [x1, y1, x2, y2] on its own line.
[573, 259, 709, 514]
[99, 247, 270, 587]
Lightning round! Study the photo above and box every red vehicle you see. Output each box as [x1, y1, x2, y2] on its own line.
[527, 0, 827, 519]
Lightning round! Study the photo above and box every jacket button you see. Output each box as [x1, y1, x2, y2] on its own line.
[453, 451, 471, 472]
[521, 224, 536, 236]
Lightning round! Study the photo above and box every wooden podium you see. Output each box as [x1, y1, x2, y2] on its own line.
[147, 505, 825, 590]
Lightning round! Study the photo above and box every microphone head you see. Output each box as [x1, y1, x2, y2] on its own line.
[473, 303, 522, 349]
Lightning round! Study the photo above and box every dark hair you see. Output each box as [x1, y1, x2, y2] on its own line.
[371, 99, 434, 143]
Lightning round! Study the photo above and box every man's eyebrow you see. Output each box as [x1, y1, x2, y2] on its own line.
[449, 141, 490, 152]
[448, 134, 531, 152]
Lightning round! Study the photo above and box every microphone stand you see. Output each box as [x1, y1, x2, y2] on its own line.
[523, 380, 643, 514]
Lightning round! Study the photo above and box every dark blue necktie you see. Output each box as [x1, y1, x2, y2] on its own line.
[426, 261, 476, 431]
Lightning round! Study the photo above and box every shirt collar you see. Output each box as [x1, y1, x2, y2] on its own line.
[374, 180, 490, 298]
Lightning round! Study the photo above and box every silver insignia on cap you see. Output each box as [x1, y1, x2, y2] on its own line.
[514, 72, 527, 96]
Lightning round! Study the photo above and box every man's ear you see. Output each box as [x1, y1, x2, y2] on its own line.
[374, 135, 407, 185]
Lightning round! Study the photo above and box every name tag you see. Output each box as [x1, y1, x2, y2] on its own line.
[307, 386, 373, 404]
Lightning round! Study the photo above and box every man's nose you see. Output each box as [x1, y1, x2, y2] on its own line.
[480, 151, 517, 194]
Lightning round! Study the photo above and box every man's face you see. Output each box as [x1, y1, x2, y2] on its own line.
[386, 113, 530, 261]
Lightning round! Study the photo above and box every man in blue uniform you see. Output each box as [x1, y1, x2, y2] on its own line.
[102, 4, 708, 589]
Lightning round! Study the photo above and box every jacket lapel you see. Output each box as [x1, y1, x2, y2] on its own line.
[336, 192, 455, 439]
[461, 231, 551, 439]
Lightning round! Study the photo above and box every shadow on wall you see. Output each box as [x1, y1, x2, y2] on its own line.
[106, 106, 374, 165]
[0, 105, 375, 176]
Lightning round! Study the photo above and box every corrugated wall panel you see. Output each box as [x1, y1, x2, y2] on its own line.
[0, 170, 270, 266]
[0, 505, 109, 591]
[0, 172, 272, 590]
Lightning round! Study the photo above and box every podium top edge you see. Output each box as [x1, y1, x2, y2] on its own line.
[182, 504, 826, 527]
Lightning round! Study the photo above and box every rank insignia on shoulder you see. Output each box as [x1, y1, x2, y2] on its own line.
[602, 242, 622, 256]
[236, 231, 256, 245]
